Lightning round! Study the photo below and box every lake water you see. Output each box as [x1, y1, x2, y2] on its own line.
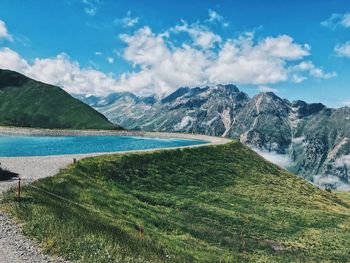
[0, 135, 208, 157]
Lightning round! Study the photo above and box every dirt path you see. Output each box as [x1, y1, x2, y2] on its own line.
[0, 156, 74, 263]
[0, 211, 68, 263]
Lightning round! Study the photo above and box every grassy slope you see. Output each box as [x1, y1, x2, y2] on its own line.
[2, 142, 350, 262]
[0, 69, 121, 130]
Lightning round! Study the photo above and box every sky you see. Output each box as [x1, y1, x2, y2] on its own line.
[0, 0, 350, 107]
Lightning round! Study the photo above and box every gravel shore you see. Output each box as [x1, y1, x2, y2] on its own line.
[0, 127, 230, 263]
[0, 127, 230, 193]
[0, 211, 69, 263]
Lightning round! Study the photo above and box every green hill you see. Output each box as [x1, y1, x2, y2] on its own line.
[2, 142, 350, 262]
[0, 69, 121, 130]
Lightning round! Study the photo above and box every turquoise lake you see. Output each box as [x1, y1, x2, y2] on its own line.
[0, 135, 208, 157]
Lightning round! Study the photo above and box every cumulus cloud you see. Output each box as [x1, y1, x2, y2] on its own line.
[0, 18, 336, 96]
[290, 61, 336, 82]
[172, 21, 222, 49]
[260, 35, 310, 59]
[0, 47, 124, 95]
[120, 26, 312, 94]
[206, 34, 312, 85]
[321, 12, 350, 29]
[335, 42, 350, 58]
[0, 19, 13, 41]
[313, 175, 350, 191]
[119, 26, 211, 94]
[0, 47, 29, 71]
[252, 148, 292, 168]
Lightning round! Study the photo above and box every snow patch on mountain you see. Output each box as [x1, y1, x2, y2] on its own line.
[220, 108, 231, 136]
[174, 116, 194, 130]
[292, 136, 305, 144]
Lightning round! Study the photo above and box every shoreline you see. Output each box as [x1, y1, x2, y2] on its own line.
[0, 127, 231, 263]
[0, 127, 231, 192]
[0, 126, 229, 143]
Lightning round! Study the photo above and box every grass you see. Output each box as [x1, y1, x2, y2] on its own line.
[0, 167, 18, 181]
[0, 69, 121, 130]
[1, 141, 350, 262]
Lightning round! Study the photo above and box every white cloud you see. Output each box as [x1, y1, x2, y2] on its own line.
[314, 174, 350, 191]
[259, 35, 310, 60]
[340, 100, 350, 106]
[0, 19, 13, 41]
[291, 74, 307, 83]
[107, 57, 114, 64]
[322, 14, 350, 59]
[207, 9, 229, 27]
[123, 17, 139, 28]
[82, 0, 101, 16]
[206, 33, 311, 85]
[0, 47, 29, 72]
[257, 85, 278, 93]
[119, 11, 139, 28]
[252, 147, 292, 168]
[290, 61, 336, 82]
[0, 19, 335, 96]
[343, 14, 350, 27]
[95, 51, 102, 56]
[0, 47, 124, 95]
[321, 12, 350, 29]
[172, 21, 222, 49]
[85, 8, 97, 16]
[119, 26, 211, 94]
[335, 42, 350, 58]
[335, 154, 350, 167]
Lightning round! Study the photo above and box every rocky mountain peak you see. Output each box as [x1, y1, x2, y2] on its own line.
[291, 100, 325, 118]
[249, 91, 289, 116]
[215, 84, 240, 93]
[255, 91, 281, 100]
[161, 87, 191, 103]
[79, 83, 350, 191]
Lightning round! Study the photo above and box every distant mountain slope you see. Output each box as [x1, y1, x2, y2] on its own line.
[0, 69, 121, 130]
[79, 84, 350, 190]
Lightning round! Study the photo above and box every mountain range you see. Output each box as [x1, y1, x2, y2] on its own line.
[0, 69, 120, 130]
[77, 84, 350, 190]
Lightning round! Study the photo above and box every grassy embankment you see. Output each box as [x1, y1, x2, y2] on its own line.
[1, 141, 350, 262]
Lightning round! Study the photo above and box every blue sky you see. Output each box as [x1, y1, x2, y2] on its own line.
[0, 0, 350, 107]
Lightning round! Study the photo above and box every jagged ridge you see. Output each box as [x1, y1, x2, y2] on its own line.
[78, 84, 350, 190]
